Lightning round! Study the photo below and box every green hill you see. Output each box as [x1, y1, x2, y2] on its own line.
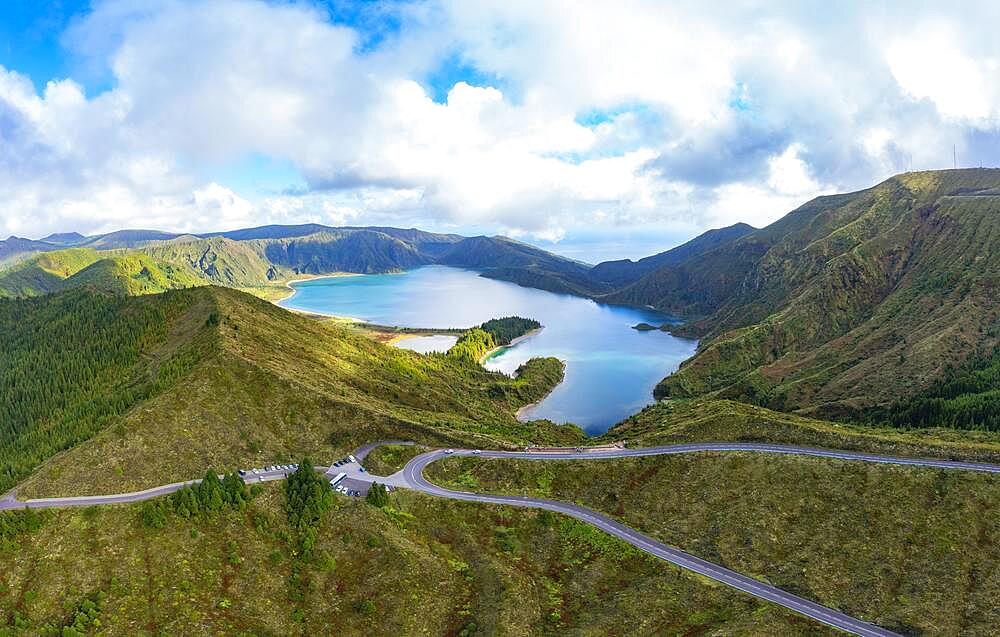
[0, 249, 207, 298]
[139, 236, 286, 288]
[61, 254, 207, 295]
[0, 288, 211, 492]
[644, 169, 1000, 421]
[260, 230, 431, 273]
[0, 248, 106, 297]
[427, 432, 1000, 635]
[10, 286, 575, 498]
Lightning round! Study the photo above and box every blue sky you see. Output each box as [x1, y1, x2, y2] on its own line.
[0, 1, 90, 91]
[1, 1, 999, 262]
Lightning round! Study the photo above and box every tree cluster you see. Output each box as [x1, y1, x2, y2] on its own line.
[284, 459, 333, 558]
[479, 316, 541, 346]
[447, 328, 496, 364]
[365, 483, 389, 507]
[885, 345, 1000, 431]
[0, 509, 46, 551]
[140, 470, 250, 528]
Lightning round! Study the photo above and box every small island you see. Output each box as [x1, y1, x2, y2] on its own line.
[632, 322, 657, 331]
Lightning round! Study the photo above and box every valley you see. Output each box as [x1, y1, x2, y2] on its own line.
[5, 169, 1000, 635]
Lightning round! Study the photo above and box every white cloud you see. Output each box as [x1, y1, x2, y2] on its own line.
[704, 144, 832, 228]
[3, 0, 1000, 245]
[886, 24, 999, 123]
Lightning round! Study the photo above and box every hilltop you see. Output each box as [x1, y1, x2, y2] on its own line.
[5, 286, 577, 497]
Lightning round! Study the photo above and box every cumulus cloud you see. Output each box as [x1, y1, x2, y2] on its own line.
[2, 0, 1000, 245]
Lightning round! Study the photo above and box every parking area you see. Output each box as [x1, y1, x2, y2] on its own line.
[339, 477, 370, 496]
[237, 463, 300, 482]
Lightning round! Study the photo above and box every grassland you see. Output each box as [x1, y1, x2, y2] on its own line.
[426, 450, 1000, 636]
[1, 483, 833, 636]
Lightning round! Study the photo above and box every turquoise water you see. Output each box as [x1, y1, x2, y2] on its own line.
[279, 266, 697, 434]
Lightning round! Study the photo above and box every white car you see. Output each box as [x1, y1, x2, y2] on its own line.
[444, 449, 454, 454]
[472, 450, 481, 455]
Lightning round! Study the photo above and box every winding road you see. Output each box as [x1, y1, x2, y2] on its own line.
[4, 442, 1000, 635]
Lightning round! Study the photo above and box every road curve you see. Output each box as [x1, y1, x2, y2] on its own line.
[5, 441, 1000, 634]
[397, 445, 1000, 637]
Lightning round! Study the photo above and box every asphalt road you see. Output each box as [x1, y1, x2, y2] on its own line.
[5, 441, 1000, 635]
[395, 444, 1000, 637]
[0, 466, 324, 511]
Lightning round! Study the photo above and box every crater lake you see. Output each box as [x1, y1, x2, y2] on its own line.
[279, 266, 697, 434]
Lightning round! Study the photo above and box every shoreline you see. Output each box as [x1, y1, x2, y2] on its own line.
[274, 274, 366, 322]
[479, 327, 544, 365]
[276, 272, 364, 306]
[515, 359, 566, 421]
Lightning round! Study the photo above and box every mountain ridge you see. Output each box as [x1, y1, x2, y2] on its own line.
[650, 168, 1000, 420]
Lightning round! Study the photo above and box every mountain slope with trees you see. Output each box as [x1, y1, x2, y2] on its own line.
[649, 169, 1000, 420]
[11, 286, 576, 498]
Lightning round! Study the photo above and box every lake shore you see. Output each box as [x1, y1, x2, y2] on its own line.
[515, 359, 567, 421]
[271, 265, 697, 433]
[479, 327, 544, 365]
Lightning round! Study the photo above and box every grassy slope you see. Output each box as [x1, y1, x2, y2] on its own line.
[363, 444, 426, 475]
[605, 400, 1000, 463]
[427, 450, 1000, 636]
[16, 286, 578, 498]
[0, 249, 104, 297]
[62, 254, 207, 295]
[140, 236, 292, 292]
[1, 484, 831, 636]
[654, 169, 1000, 418]
[0, 248, 213, 298]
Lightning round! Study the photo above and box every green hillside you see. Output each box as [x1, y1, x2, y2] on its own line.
[427, 444, 1000, 636]
[12, 286, 576, 498]
[0, 249, 208, 298]
[260, 230, 431, 274]
[0, 288, 211, 492]
[647, 169, 1000, 420]
[0, 483, 828, 636]
[139, 236, 287, 289]
[590, 222, 755, 290]
[61, 254, 207, 295]
[0, 249, 103, 297]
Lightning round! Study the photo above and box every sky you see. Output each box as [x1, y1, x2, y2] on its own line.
[1, 0, 999, 262]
